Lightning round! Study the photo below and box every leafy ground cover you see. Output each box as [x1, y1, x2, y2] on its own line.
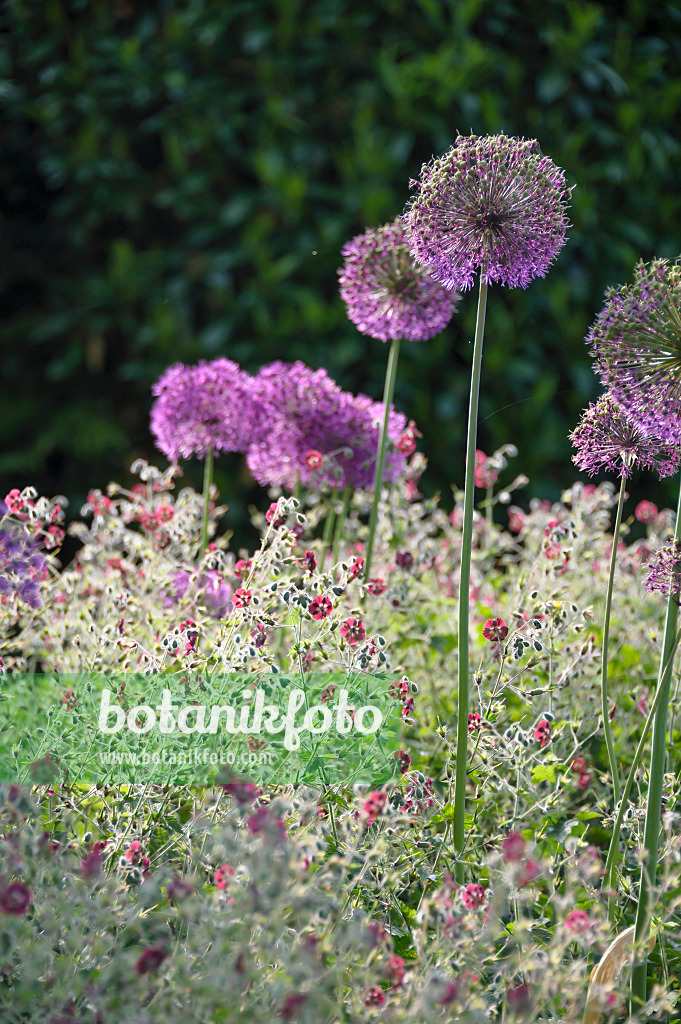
[1, 441, 680, 1021]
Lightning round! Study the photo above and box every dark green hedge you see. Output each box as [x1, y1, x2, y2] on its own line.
[2, 0, 680, 541]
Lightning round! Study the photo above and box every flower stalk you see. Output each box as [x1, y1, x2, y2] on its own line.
[454, 275, 488, 881]
[200, 447, 214, 559]
[364, 337, 401, 582]
[630, 474, 681, 1009]
[601, 469, 627, 805]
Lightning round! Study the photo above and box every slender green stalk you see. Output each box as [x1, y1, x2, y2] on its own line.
[200, 447, 214, 559]
[601, 471, 627, 805]
[332, 486, 352, 566]
[319, 501, 337, 569]
[364, 337, 401, 582]
[603, 627, 681, 922]
[454, 277, 488, 883]
[631, 475, 681, 1010]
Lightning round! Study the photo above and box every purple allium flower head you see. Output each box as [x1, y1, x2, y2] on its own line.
[246, 361, 408, 491]
[645, 540, 681, 604]
[338, 218, 459, 342]
[0, 522, 46, 608]
[403, 134, 571, 291]
[150, 358, 260, 462]
[588, 259, 681, 446]
[569, 393, 681, 479]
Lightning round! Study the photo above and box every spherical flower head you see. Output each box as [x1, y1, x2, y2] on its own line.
[404, 133, 571, 291]
[589, 258, 681, 445]
[246, 361, 408, 491]
[569, 393, 680, 479]
[338, 218, 459, 341]
[150, 358, 260, 461]
[645, 540, 681, 603]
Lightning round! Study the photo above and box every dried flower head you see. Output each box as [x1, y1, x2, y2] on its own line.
[338, 218, 459, 342]
[589, 258, 681, 445]
[404, 133, 571, 291]
[246, 361, 408, 491]
[569, 393, 680, 479]
[150, 359, 260, 462]
[645, 541, 681, 603]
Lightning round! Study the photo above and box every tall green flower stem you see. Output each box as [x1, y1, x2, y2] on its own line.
[199, 447, 214, 559]
[364, 337, 401, 582]
[454, 277, 489, 883]
[332, 487, 353, 566]
[319, 502, 337, 569]
[600, 470, 628, 806]
[603, 627, 681, 923]
[631, 477, 681, 1010]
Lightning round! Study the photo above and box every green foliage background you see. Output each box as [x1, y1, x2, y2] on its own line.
[2, 0, 680, 543]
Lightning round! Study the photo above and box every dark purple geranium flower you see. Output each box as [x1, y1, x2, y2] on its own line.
[135, 945, 167, 975]
[569, 393, 680, 479]
[404, 133, 571, 292]
[0, 880, 31, 915]
[588, 258, 681, 446]
[246, 361, 408, 492]
[150, 358, 261, 462]
[338, 218, 458, 342]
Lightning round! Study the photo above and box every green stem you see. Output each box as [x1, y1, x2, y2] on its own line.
[332, 486, 352, 566]
[631, 473, 681, 1010]
[319, 502, 336, 569]
[454, 276, 488, 883]
[200, 448, 214, 559]
[601, 471, 627, 806]
[604, 627, 681, 922]
[364, 337, 401, 582]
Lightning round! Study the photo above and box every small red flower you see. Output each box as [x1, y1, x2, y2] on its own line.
[394, 749, 411, 774]
[309, 595, 333, 620]
[305, 449, 323, 469]
[340, 617, 365, 646]
[501, 832, 526, 862]
[280, 992, 308, 1020]
[482, 617, 508, 642]
[135, 945, 167, 975]
[234, 558, 252, 579]
[635, 500, 658, 523]
[564, 909, 591, 934]
[301, 550, 316, 574]
[265, 502, 286, 528]
[221, 776, 259, 804]
[468, 712, 481, 733]
[397, 434, 416, 456]
[461, 883, 486, 909]
[395, 551, 413, 568]
[577, 772, 591, 790]
[571, 757, 587, 774]
[387, 954, 406, 988]
[125, 840, 143, 864]
[231, 588, 252, 608]
[214, 864, 235, 890]
[363, 791, 387, 824]
[348, 556, 364, 580]
[366, 577, 386, 595]
[364, 986, 386, 1007]
[533, 719, 551, 747]
[474, 449, 498, 489]
[0, 881, 31, 915]
[80, 851, 102, 879]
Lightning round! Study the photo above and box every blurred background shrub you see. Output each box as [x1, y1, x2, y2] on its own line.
[1, 0, 680, 549]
